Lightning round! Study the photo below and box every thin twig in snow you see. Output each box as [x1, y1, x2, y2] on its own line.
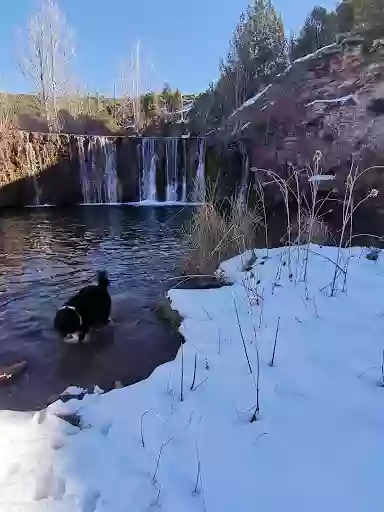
[357, 366, 378, 378]
[254, 432, 268, 444]
[152, 415, 194, 483]
[150, 485, 162, 508]
[313, 298, 319, 318]
[140, 408, 152, 448]
[201, 304, 213, 321]
[180, 344, 184, 402]
[232, 294, 253, 374]
[191, 353, 198, 391]
[193, 443, 201, 496]
[191, 377, 209, 392]
[269, 317, 281, 367]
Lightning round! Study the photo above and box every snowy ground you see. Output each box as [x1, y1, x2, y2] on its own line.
[1, 245, 384, 511]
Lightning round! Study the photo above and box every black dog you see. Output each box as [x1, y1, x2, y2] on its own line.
[54, 271, 111, 344]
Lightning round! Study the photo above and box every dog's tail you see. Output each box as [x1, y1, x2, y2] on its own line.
[97, 270, 109, 288]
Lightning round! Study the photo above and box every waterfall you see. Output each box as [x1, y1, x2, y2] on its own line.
[181, 139, 187, 202]
[193, 139, 206, 203]
[78, 136, 119, 204]
[165, 139, 179, 202]
[25, 141, 42, 206]
[141, 139, 157, 201]
[78, 137, 90, 203]
[103, 138, 119, 203]
[76, 135, 208, 206]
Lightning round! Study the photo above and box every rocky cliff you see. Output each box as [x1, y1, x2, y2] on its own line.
[210, 34, 384, 203]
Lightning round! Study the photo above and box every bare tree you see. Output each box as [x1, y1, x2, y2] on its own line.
[117, 41, 162, 131]
[19, 0, 75, 132]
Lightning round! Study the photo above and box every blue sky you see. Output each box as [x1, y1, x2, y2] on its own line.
[0, 0, 337, 95]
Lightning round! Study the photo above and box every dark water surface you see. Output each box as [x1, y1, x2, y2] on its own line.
[0, 206, 192, 411]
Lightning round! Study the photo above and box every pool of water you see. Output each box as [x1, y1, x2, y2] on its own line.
[0, 206, 192, 411]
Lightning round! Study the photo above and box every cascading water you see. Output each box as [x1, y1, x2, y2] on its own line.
[181, 139, 187, 203]
[78, 137, 90, 203]
[141, 139, 157, 201]
[76, 135, 207, 205]
[165, 139, 179, 202]
[102, 138, 119, 204]
[78, 136, 119, 204]
[192, 138, 206, 203]
[25, 141, 42, 206]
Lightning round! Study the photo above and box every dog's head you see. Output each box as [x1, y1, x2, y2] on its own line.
[54, 307, 82, 343]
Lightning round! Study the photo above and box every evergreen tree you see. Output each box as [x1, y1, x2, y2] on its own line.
[226, 0, 287, 107]
[349, 0, 384, 32]
[172, 89, 182, 112]
[160, 83, 172, 113]
[191, 0, 290, 129]
[336, 1, 355, 33]
[290, 6, 337, 61]
[142, 92, 158, 120]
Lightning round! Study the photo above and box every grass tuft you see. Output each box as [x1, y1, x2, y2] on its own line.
[182, 192, 261, 275]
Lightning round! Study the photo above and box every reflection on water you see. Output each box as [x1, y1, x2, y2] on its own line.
[0, 206, 192, 411]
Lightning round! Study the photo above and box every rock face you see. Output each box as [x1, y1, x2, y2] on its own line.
[0, 132, 207, 207]
[215, 34, 384, 203]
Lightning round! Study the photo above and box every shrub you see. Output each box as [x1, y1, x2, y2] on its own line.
[182, 195, 261, 275]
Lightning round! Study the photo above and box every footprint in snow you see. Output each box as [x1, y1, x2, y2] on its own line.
[99, 421, 112, 437]
[81, 490, 101, 512]
[34, 467, 54, 501]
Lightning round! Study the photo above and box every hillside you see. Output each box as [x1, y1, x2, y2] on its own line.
[0, 91, 196, 136]
[206, 33, 384, 205]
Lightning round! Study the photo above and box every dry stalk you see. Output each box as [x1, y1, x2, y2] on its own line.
[180, 344, 184, 402]
[232, 294, 253, 374]
[140, 408, 153, 448]
[191, 353, 198, 391]
[152, 415, 193, 483]
[269, 317, 281, 367]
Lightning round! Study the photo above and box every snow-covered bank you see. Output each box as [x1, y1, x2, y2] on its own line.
[1, 245, 384, 511]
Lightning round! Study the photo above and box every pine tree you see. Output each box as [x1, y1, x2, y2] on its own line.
[290, 6, 337, 61]
[336, 1, 355, 33]
[142, 92, 158, 120]
[350, 0, 384, 32]
[191, 0, 288, 128]
[172, 89, 182, 112]
[227, 0, 287, 106]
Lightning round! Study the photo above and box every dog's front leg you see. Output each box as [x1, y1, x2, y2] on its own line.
[63, 332, 82, 344]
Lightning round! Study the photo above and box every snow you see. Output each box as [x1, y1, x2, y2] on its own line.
[229, 84, 272, 118]
[1, 245, 384, 511]
[306, 94, 355, 107]
[241, 122, 251, 131]
[308, 174, 336, 182]
[292, 43, 338, 64]
[61, 387, 86, 397]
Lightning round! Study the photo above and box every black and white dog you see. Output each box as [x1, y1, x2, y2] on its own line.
[54, 271, 111, 344]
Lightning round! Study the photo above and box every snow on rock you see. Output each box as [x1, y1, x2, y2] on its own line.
[306, 94, 355, 107]
[61, 386, 86, 397]
[292, 43, 339, 64]
[229, 84, 272, 118]
[1, 245, 384, 511]
[308, 174, 336, 182]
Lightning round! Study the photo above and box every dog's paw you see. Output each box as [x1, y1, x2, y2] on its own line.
[63, 333, 81, 344]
